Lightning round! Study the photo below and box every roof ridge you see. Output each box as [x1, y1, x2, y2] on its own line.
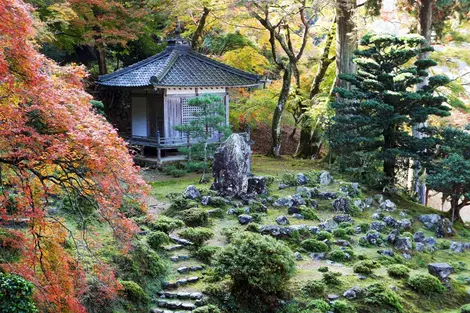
[153, 50, 181, 82]
[98, 50, 169, 82]
[187, 50, 260, 80]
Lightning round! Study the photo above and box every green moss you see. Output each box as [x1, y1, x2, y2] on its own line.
[307, 299, 330, 312]
[180, 208, 209, 227]
[302, 280, 326, 297]
[353, 260, 380, 275]
[178, 227, 214, 246]
[328, 250, 348, 263]
[301, 239, 329, 253]
[316, 231, 333, 241]
[407, 273, 446, 295]
[322, 271, 342, 286]
[119, 280, 150, 309]
[146, 231, 170, 250]
[386, 264, 410, 279]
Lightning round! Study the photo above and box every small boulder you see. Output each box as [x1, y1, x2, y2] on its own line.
[436, 218, 455, 238]
[297, 173, 309, 185]
[288, 206, 300, 215]
[318, 219, 338, 232]
[292, 213, 305, 219]
[238, 214, 253, 225]
[370, 221, 386, 232]
[383, 216, 397, 227]
[279, 183, 289, 190]
[372, 212, 382, 220]
[275, 215, 289, 225]
[386, 229, 400, 244]
[332, 197, 350, 212]
[295, 252, 303, 261]
[317, 192, 338, 200]
[333, 214, 353, 223]
[273, 196, 294, 207]
[394, 236, 413, 252]
[201, 196, 210, 206]
[380, 199, 397, 212]
[378, 249, 395, 257]
[247, 176, 268, 195]
[296, 186, 312, 199]
[184, 185, 201, 199]
[450, 241, 465, 253]
[419, 214, 442, 230]
[397, 219, 412, 230]
[413, 231, 425, 243]
[428, 263, 454, 281]
[319, 171, 333, 185]
[415, 242, 425, 252]
[364, 231, 383, 245]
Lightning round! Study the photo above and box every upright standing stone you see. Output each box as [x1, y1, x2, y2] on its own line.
[212, 133, 251, 197]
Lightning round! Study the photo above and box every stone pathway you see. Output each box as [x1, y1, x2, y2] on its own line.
[151, 239, 207, 313]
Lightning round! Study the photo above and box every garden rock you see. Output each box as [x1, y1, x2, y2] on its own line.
[372, 212, 382, 220]
[279, 183, 289, 190]
[411, 232, 423, 243]
[364, 231, 382, 245]
[332, 197, 350, 212]
[293, 213, 304, 219]
[238, 214, 253, 225]
[428, 263, 454, 281]
[394, 236, 412, 252]
[344, 286, 362, 300]
[450, 241, 465, 253]
[317, 192, 338, 200]
[383, 216, 397, 227]
[370, 221, 386, 232]
[247, 176, 268, 195]
[288, 206, 300, 214]
[273, 196, 294, 207]
[201, 196, 210, 206]
[184, 185, 201, 199]
[319, 171, 333, 185]
[275, 215, 289, 225]
[296, 186, 312, 198]
[419, 214, 442, 230]
[297, 173, 309, 185]
[378, 249, 395, 257]
[295, 252, 303, 261]
[397, 219, 412, 230]
[424, 237, 437, 248]
[380, 199, 397, 212]
[386, 229, 400, 244]
[318, 219, 338, 232]
[333, 214, 353, 223]
[212, 133, 251, 196]
[436, 218, 454, 238]
[310, 252, 327, 261]
[415, 242, 425, 252]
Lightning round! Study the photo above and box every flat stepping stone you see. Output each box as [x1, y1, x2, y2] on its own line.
[158, 291, 205, 301]
[165, 245, 184, 251]
[155, 299, 197, 310]
[177, 265, 204, 274]
[170, 234, 193, 246]
[162, 276, 201, 289]
[170, 255, 191, 262]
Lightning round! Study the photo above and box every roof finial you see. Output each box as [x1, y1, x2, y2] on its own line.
[175, 20, 182, 39]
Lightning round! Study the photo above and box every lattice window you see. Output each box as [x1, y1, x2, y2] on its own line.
[181, 97, 201, 125]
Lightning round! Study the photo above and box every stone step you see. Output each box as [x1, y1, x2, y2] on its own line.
[151, 309, 192, 313]
[165, 245, 185, 251]
[169, 234, 193, 246]
[157, 291, 204, 301]
[155, 299, 198, 311]
[177, 265, 204, 274]
[170, 255, 191, 262]
[162, 276, 201, 290]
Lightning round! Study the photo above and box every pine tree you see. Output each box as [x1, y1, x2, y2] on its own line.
[328, 33, 450, 185]
[174, 94, 231, 183]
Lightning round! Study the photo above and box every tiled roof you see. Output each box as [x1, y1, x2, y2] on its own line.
[98, 44, 261, 88]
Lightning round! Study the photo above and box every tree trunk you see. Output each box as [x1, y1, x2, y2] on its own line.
[191, 7, 210, 51]
[335, 0, 356, 89]
[383, 127, 396, 184]
[295, 21, 335, 158]
[268, 66, 292, 157]
[411, 0, 433, 203]
[96, 47, 108, 75]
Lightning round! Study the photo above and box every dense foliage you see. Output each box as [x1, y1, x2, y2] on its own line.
[329, 33, 450, 185]
[0, 273, 38, 313]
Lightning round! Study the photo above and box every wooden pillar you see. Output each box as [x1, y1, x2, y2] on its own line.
[224, 89, 229, 126]
[156, 130, 162, 163]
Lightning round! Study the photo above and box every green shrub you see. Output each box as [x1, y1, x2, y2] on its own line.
[316, 231, 332, 241]
[208, 196, 228, 207]
[0, 273, 38, 313]
[360, 283, 403, 313]
[307, 299, 330, 312]
[193, 305, 222, 313]
[246, 223, 260, 233]
[358, 222, 370, 233]
[353, 260, 380, 275]
[299, 206, 319, 220]
[214, 232, 295, 294]
[150, 216, 184, 233]
[208, 208, 224, 218]
[333, 228, 349, 239]
[437, 239, 451, 249]
[344, 227, 355, 235]
[280, 172, 299, 186]
[179, 227, 214, 246]
[302, 280, 326, 296]
[147, 231, 170, 250]
[407, 273, 446, 295]
[301, 239, 329, 253]
[328, 250, 348, 263]
[119, 198, 146, 218]
[332, 300, 356, 313]
[387, 264, 410, 279]
[192, 246, 221, 264]
[180, 208, 209, 227]
[119, 280, 150, 309]
[221, 227, 238, 242]
[318, 266, 329, 272]
[339, 222, 353, 229]
[451, 261, 468, 273]
[322, 271, 342, 286]
[461, 304, 470, 313]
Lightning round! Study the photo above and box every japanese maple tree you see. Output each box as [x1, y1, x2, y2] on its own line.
[0, 0, 148, 312]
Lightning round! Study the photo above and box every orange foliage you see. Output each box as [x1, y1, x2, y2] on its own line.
[0, 0, 148, 311]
